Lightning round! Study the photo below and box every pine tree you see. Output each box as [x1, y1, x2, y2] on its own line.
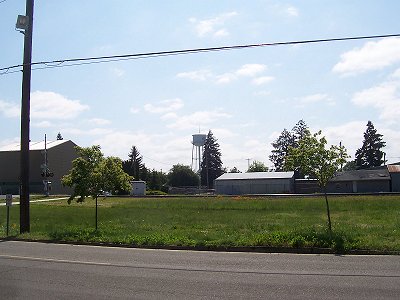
[269, 128, 295, 171]
[56, 132, 63, 140]
[355, 121, 386, 169]
[122, 146, 145, 180]
[292, 119, 309, 147]
[269, 120, 308, 171]
[200, 130, 224, 188]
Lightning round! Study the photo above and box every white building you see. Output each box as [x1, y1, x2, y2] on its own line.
[131, 181, 146, 196]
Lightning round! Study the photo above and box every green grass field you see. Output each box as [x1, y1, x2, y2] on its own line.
[1, 195, 400, 252]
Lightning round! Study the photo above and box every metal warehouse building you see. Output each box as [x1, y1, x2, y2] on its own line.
[215, 172, 295, 195]
[0, 140, 78, 195]
[326, 168, 391, 193]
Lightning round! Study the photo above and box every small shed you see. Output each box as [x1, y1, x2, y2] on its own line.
[131, 181, 146, 196]
[388, 164, 400, 192]
[214, 172, 294, 195]
[327, 168, 391, 193]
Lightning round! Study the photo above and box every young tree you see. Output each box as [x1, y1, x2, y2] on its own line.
[200, 130, 224, 188]
[355, 121, 386, 169]
[168, 164, 200, 187]
[62, 145, 132, 230]
[247, 161, 269, 172]
[123, 146, 145, 180]
[284, 130, 348, 233]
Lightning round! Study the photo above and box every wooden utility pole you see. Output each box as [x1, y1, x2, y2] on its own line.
[20, 0, 34, 233]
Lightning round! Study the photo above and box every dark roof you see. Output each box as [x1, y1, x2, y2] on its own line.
[331, 169, 390, 182]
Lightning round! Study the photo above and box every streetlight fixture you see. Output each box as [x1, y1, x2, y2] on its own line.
[16, 15, 29, 31]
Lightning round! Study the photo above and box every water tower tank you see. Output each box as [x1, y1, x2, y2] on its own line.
[192, 134, 207, 146]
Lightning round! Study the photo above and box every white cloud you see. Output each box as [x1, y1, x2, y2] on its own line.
[179, 64, 270, 85]
[320, 121, 400, 164]
[0, 100, 20, 118]
[31, 91, 89, 120]
[161, 112, 178, 120]
[176, 69, 212, 81]
[0, 91, 89, 121]
[320, 121, 366, 158]
[63, 127, 114, 136]
[253, 90, 271, 97]
[391, 68, 400, 79]
[333, 37, 400, 75]
[216, 73, 237, 84]
[211, 128, 237, 139]
[92, 130, 192, 170]
[130, 107, 140, 114]
[111, 67, 125, 77]
[144, 98, 184, 114]
[190, 11, 238, 38]
[235, 64, 267, 77]
[352, 80, 400, 123]
[89, 118, 111, 126]
[295, 93, 335, 106]
[33, 121, 52, 128]
[167, 110, 232, 130]
[286, 6, 299, 17]
[214, 29, 229, 37]
[252, 76, 275, 85]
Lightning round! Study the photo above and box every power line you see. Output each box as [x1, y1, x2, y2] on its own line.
[142, 155, 175, 166]
[1, 33, 400, 75]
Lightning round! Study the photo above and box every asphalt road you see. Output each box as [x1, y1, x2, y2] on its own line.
[0, 241, 399, 299]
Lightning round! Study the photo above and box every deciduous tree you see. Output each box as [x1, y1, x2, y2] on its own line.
[247, 161, 269, 172]
[62, 145, 132, 230]
[168, 164, 199, 187]
[284, 130, 348, 232]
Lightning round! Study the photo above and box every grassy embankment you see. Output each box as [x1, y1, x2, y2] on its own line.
[1, 195, 399, 252]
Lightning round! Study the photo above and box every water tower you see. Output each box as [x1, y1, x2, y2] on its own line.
[191, 133, 207, 172]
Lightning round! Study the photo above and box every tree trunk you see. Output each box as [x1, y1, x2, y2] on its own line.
[95, 196, 98, 231]
[324, 187, 332, 234]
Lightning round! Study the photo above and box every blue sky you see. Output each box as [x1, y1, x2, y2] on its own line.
[1, 1, 400, 172]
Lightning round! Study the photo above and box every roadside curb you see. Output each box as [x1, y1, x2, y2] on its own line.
[2, 237, 399, 256]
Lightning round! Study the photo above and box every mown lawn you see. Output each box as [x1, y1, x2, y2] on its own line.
[1, 195, 400, 252]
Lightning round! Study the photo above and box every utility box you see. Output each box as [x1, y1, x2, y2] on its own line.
[131, 181, 146, 196]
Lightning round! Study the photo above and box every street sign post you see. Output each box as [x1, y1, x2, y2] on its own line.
[6, 194, 12, 236]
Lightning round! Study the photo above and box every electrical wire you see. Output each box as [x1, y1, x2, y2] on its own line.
[1, 33, 400, 75]
[142, 155, 175, 166]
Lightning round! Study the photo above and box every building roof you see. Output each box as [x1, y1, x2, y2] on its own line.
[0, 140, 72, 152]
[330, 168, 390, 182]
[215, 171, 294, 181]
[388, 164, 400, 173]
